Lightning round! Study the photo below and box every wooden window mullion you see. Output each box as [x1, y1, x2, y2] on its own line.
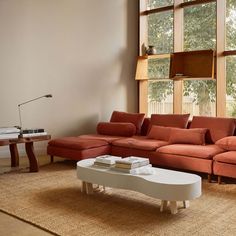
[173, 0, 184, 114]
[139, 0, 148, 114]
[216, 0, 226, 117]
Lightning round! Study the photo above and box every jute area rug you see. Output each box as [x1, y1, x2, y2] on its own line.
[1, 161, 236, 236]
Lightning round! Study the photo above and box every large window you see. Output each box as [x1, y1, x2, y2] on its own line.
[183, 2, 216, 116]
[226, 57, 236, 117]
[140, 0, 236, 118]
[184, 3, 216, 51]
[147, 7, 173, 115]
[226, 0, 236, 117]
[148, 12, 173, 54]
[226, 0, 236, 50]
[148, 80, 173, 116]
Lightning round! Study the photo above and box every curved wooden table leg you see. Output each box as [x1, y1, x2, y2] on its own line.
[9, 143, 19, 167]
[25, 142, 39, 172]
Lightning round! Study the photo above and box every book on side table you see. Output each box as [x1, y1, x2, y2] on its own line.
[0, 127, 20, 140]
[20, 129, 47, 138]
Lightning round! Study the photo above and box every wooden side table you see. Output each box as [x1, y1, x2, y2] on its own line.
[0, 135, 51, 172]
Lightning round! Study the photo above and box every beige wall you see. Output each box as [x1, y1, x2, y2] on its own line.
[0, 0, 138, 157]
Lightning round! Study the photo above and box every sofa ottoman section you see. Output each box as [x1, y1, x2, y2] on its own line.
[213, 151, 236, 183]
[47, 137, 110, 161]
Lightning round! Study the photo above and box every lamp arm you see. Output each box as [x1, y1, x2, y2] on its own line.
[18, 95, 49, 106]
[17, 94, 52, 129]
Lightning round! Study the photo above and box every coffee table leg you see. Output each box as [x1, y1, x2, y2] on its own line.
[170, 201, 178, 214]
[85, 182, 93, 194]
[183, 200, 190, 208]
[9, 143, 19, 167]
[25, 142, 39, 172]
[81, 181, 87, 193]
[160, 200, 168, 212]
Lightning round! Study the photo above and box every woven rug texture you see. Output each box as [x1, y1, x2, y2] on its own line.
[0, 161, 236, 236]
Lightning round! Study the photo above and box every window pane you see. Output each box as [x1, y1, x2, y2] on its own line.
[183, 80, 216, 117]
[226, 56, 236, 117]
[148, 11, 173, 54]
[226, 0, 236, 50]
[184, 3, 216, 51]
[147, 0, 173, 10]
[148, 80, 173, 116]
[148, 58, 170, 79]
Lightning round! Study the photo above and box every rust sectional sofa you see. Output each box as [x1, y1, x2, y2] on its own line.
[47, 111, 236, 183]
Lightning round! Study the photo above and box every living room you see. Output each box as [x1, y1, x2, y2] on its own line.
[1, 0, 236, 235]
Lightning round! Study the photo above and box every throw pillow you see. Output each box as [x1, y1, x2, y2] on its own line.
[215, 136, 236, 151]
[169, 128, 208, 145]
[147, 125, 172, 141]
[97, 122, 136, 137]
[110, 111, 145, 134]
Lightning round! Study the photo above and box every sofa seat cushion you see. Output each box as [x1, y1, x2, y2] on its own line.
[213, 151, 236, 165]
[157, 144, 224, 159]
[48, 137, 108, 150]
[112, 136, 168, 151]
[78, 134, 123, 143]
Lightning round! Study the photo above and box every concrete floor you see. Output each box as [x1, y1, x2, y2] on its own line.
[0, 155, 63, 236]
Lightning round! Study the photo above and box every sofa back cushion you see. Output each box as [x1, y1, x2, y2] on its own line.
[215, 136, 236, 151]
[110, 111, 145, 134]
[190, 116, 235, 144]
[97, 122, 136, 137]
[169, 128, 208, 145]
[147, 125, 172, 141]
[149, 114, 190, 132]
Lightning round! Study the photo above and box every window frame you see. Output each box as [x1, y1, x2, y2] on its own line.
[139, 0, 234, 117]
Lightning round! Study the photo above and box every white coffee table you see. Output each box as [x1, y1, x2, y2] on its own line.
[77, 158, 201, 214]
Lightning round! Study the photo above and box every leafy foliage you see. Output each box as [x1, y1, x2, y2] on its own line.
[148, 0, 236, 116]
[148, 11, 173, 54]
[147, 0, 173, 9]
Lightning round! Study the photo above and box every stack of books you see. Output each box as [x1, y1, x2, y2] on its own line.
[93, 155, 122, 168]
[0, 127, 20, 140]
[112, 156, 151, 174]
[20, 128, 47, 137]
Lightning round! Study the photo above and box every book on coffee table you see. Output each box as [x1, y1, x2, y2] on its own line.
[93, 155, 122, 167]
[115, 156, 149, 169]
